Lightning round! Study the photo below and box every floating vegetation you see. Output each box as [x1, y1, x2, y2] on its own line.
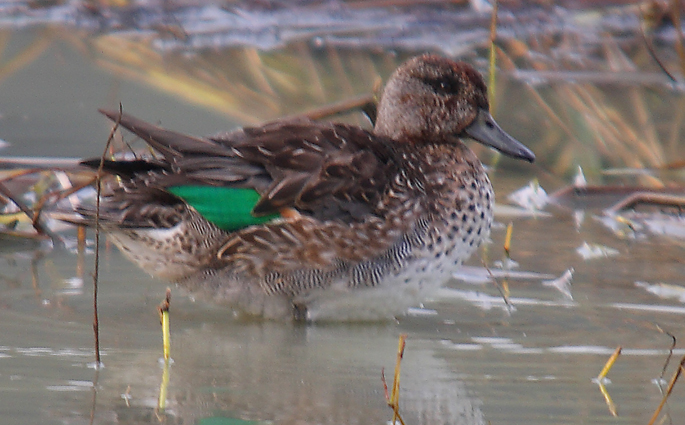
[576, 241, 620, 260]
[542, 267, 574, 300]
[635, 281, 685, 303]
[507, 180, 549, 211]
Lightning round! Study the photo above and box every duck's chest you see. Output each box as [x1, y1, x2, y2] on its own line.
[310, 168, 494, 321]
[391, 145, 495, 283]
[410, 168, 494, 275]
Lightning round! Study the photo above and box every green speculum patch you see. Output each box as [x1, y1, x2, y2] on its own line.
[168, 186, 279, 231]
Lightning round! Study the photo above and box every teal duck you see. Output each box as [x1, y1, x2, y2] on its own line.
[77, 54, 534, 321]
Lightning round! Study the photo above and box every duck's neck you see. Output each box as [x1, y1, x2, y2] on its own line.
[395, 140, 489, 214]
[400, 138, 484, 179]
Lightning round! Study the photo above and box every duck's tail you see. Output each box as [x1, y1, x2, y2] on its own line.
[97, 109, 226, 161]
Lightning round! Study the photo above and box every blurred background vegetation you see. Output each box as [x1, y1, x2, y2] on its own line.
[0, 0, 684, 236]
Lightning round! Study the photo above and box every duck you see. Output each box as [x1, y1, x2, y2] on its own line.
[75, 54, 534, 321]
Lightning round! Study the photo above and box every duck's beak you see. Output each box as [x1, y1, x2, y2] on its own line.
[464, 108, 535, 162]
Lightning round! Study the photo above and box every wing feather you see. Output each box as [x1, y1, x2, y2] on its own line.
[94, 111, 400, 226]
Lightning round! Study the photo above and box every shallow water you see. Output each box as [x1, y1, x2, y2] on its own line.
[1, 4, 685, 424]
[4, 199, 685, 425]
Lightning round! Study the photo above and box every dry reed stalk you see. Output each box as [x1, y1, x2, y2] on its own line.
[158, 288, 172, 361]
[280, 94, 374, 122]
[670, 0, 685, 75]
[32, 177, 97, 227]
[593, 346, 622, 416]
[0, 29, 9, 59]
[292, 42, 326, 102]
[503, 221, 513, 259]
[0, 30, 52, 83]
[497, 48, 584, 155]
[93, 40, 264, 123]
[0, 181, 58, 241]
[327, 45, 355, 97]
[666, 96, 685, 158]
[382, 334, 407, 425]
[556, 85, 613, 157]
[569, 83, 664, 174]
[243, 48, 277, 97]
[639, 2, 678, 82]
[91, 104, 123, 366]
[598, 346, 622, 380]
[0, 167, 45, 181]
[628, 88, 663, 165]
[655, 325, 677, 382]
[157, 353, 171, 418]
[605, 192, 685, 214]
[648, 355, 685, 425]
[487, 0, 499, 113]
[597, 382, 618, 417]
[480, 258, 513, 310]
[347, 0, 466, 7]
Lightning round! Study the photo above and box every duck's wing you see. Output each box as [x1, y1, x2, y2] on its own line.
[93, 109, 399, 230]
[209, 119, 400, 220]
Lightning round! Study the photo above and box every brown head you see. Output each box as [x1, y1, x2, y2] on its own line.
[374, 54, 535, 162]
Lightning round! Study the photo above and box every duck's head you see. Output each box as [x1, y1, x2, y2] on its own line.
[374, 54, 535, 162]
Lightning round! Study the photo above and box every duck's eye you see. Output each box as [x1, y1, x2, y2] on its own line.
[423, 76, 459, 95]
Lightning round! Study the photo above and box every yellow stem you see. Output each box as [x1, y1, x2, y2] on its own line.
[597, 346, 622, 380]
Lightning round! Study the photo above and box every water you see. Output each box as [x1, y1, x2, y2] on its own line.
[1, 4, 685, 424]
[3, 209, 685, 424]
